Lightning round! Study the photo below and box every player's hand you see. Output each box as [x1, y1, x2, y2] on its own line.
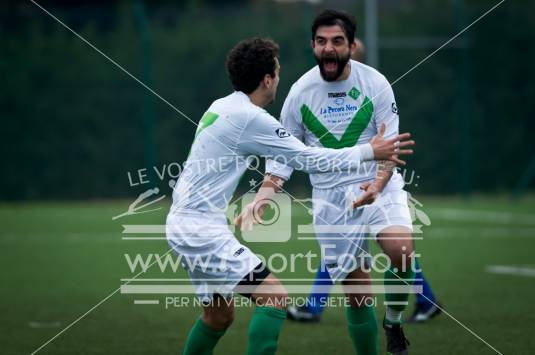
[234, 202, 263, 232]
[370, 123, 414, 165]
[352, 181, 380, 208]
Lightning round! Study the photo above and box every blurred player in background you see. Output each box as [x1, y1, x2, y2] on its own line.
[285, 38, 442, 325]
[237, 10, 421, 355]
[167, 37, 414, 355]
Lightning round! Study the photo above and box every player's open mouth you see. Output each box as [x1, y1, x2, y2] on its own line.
[322, 58, 338, 74]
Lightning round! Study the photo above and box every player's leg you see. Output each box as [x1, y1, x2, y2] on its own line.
[167, 213, 265, 355]
[183, 294, 234, 355]
[377, 226, 412, 354]
[287, 259, 334, 322]
[238, 267, 288, 355]
[408, 258, 442, 323]
[377, 225, 414, 324]
[166, 214, 233, 355]
[414, 259, 436, 304]
[307, 260, 334, 314]
[342, 268, 378, 355]
[364, 188, 414, 354]
[310, 183, 379, 352]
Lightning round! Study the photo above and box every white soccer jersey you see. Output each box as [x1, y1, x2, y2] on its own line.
[170, 91, 374, 214]
[266, 60, 404, 190]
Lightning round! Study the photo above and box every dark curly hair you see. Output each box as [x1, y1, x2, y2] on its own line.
[226, 37, 280, 94]
[311, 9, 356, 43]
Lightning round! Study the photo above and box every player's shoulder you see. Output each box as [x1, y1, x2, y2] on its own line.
[209, 91, 262, 118]
[350, 60, 390, 87]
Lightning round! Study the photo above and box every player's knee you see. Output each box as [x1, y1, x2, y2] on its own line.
[255, 290, 288, 310]
[274, 289, 289, 310]
[399, 242, 414, 269]
[380, 234, 413, 268]
[252, 274, 288, 309]
[270, 281, 289, 310]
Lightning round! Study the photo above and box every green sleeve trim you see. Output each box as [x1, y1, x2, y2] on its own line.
[195, 111, 220, 139]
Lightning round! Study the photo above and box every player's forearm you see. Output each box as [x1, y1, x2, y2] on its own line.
[259, 174, 285, 194]
[294, 143, 373, 174]
[252, 174, 286, 211]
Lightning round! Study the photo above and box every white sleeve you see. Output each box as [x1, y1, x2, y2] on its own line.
[238, 111, 374, 174]
[279, 90, 305, 141]
[265, 159, 294, 180]
[372, 76, 399, 139]
[265, 92, 302, 180]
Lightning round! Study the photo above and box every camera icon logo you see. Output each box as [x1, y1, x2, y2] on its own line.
[240, 192, 291, 242]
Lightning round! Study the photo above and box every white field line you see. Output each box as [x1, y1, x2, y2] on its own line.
[430, 208, 535, 224]
[133, 299, 160, 305]
[485, 265, 535, 278]
[425, 227, 535, 238]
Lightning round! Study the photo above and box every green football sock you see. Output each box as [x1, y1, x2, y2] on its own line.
[246, 306, 287, 355]
[182, 318, 226, 355]
[346, 306, 378, 355]
[384, 266, 415, 324]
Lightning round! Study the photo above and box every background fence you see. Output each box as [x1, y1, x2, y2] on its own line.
[2, 0, 534, 200]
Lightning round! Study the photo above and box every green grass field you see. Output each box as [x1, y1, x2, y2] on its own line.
[1, 196, 534, 354]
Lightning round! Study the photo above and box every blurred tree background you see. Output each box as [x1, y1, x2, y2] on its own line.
[1, 0, 534, 200]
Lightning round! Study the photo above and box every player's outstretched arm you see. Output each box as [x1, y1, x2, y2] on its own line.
[239, 113, 414, 175]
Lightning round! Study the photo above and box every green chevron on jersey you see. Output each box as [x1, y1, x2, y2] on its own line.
[300, 97, 374, 149]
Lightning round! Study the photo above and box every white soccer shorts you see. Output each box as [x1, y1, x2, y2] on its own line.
[311, 182, 413, 281]
[166, 211, 261, 303]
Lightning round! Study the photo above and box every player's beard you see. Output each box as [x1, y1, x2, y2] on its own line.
[315, 51, 350, 82]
